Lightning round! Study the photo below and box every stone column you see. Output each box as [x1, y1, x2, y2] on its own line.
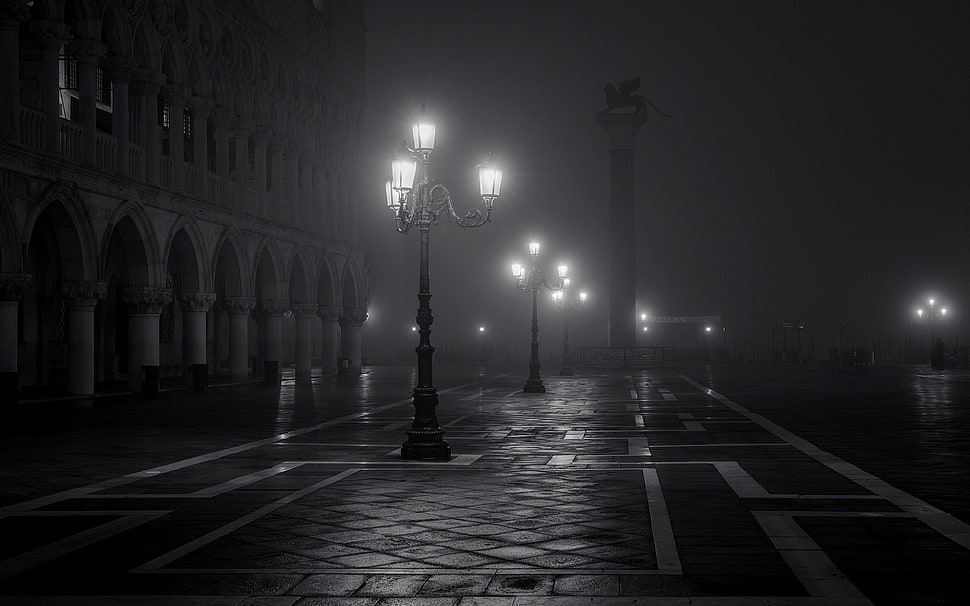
[180, 292, 215, 392]
[102, 56, 132, 176]
[596, 111, 648, 348]
[233, 118, 252, 210]
[258, 299, 285, 385]
[252, 126, 270, 215]
[286, 143, 300, 225]
[133, 70, 165, 184]
[189, 95, 213, 196]
[291, 303, 316, 379]
[222, 296, 255, 382]
[312, 160, 327, 234]
[163, 85, 188, 191]
[30, 20, 70, 154]
[63, 281, 107, 397]
[339, 308, 367, 380]
[0, 274, 30, 402]
[69, 38, 105, 165]
[268, 136, 284, 221]
[317, 305, 340, 375]
[0, 2, 29, 140]
[299, 149, 314, 227]
[212, 107, 232, 206]
[122, 286, 172, 395]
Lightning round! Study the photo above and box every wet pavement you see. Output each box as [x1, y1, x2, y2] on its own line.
[1, 363, 969, 605]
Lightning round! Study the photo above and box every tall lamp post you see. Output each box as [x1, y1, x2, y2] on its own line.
[512, 242, 566, 392]
[385, 112, 503, 460]
[552, 280, 587, 375]
[916, 297, 947, 367]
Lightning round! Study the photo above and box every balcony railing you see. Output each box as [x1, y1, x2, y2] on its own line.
[96, 131, 114, 172]
[19, 106, 44, 150]
[58, 119, 82, 162]
[158, 155, 172, 189]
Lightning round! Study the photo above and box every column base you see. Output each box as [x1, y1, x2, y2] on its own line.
[192, 363, 208, 392]
[0, 372, 20, 404]
[264, 360, 279, 385]
[523, 379, 546, 393]
[142, 365, 160, 396]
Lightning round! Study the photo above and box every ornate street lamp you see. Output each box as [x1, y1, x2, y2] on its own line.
[512, 242, 566, 392]
[552, 280, 587, 375]
[385, 111, 502, 460]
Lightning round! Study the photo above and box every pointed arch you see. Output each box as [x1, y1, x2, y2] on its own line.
[23, 182, 98, 282]
[160, 37, 187, 85]
[211, 226, 248, 298]
[162, 215, 208, 294]
[100, 201, 164, 287]
[287, 248, 314, 305]
[0, 189, 23, 273]
[317, 254, 338, 307]
[340, 259, 363, 310]
[253, 236, 284, 302]
[132, 21, 161, 72]
[100, 1, 132, 59]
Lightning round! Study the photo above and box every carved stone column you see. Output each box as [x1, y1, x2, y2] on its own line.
[0, 2, 29, 140]
[211, 107, 232, 206]
[291, 303, 317, 378]
[69, 38, 106, 165]
[63, 281, 107, 397]
[311, 160, 327, 234]
[122, 286, 172, 394]
[30, 20, 71, 153]
[132, 70, 165, 184]
[257, 299, 286, 385]
[252, 126, 269, 215]
[102, 56, 132, 175]
[180, 292, 215, 392]
[339, 308, 367, 380]
[317, 305, 340, 376]
[233, 118, 252, 210]
[268, 136, 284, 221]
[189, 96, 213, 196]
[0, 274, 30, 401]
[222, 296, 255, 382]
[285, 143, 300, 225]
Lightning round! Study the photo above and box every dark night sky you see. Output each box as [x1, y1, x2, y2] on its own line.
[358, 0, 970, 360]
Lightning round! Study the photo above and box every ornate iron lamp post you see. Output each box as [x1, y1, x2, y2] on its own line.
[552, 281, 587, 376]
[512, 242, 566, 393]
[385, 112, 502, 460]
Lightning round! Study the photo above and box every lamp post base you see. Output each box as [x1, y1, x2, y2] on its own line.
[523, 379, 546, 393]
[402, 433, 452, 460]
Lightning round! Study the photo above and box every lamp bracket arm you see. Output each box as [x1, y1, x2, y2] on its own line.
[431, 184, 491, 229]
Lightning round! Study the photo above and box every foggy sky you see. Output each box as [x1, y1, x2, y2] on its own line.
[359, 0, 970, 360]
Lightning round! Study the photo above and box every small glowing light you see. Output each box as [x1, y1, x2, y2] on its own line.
[641, 313, 647, 321]
[929, 298, 936, 307]
[529, 241, 540, 257]
[557, 264, 568, 279]
[917, 309, 924, 318]
[553, 291, 564, 303]
[563, 278, 571, 288]
[941, 308, 947, 316]
[642, 326, 649, 332]
[705, 326, 712, 332]
[478, 325, 486, 333]
[511, 262, 523, 278]
[411, 326, 417, 332]
[579, 292, 588, 303]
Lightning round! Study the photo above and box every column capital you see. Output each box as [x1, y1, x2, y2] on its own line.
[122, 286, 173, 314]
[253, 126, 272, 144]
[63, 280, 107, 307]
[179, 292, 217, 312]
[595, 111, 648, 150]
[339, 308, 368, 328]
[101, 55, 135, 82]
[162, 84, 190, 105]
[29, 20, 72, 49]
[291, 303, 318, 319]
[131, 69, 166, 96]
[269, 135, 288, 151]
[258, 299, 288, 319]
[234, 117, 255, 135]
[222, 296, 256, 317]
[211, 106, 235, 126]
[317, 305, 341, 321]
[68, 38, 106, 64]
[0, 273, 31, 301]
[0, 1, 31, 27]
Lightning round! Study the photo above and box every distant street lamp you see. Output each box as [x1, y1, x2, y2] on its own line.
[916, 297, 948, 366]
[552, 280, 587, 375]
[512, 242, 566, 392]
[384, 111, 502, 460]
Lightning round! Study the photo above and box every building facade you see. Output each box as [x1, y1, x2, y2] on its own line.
[0, 0, 368, 400]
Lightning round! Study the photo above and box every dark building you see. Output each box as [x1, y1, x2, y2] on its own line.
[0, 0, 369, 400]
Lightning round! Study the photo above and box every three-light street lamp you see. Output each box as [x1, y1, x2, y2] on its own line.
[384, 111, 503, 460]
[915, 298, 947, 344]
[512, 242, 567, 392]
[552, 280, 587, 375]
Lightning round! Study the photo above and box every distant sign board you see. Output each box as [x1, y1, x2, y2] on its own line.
[780, 321, 806, 329]
[650, 315, 722, 324]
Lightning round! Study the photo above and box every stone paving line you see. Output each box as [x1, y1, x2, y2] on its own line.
[1, 367, 969, 604]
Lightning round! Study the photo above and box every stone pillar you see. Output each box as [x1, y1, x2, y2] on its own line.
[268, 136, 284, 221]
[163, 85, 188, 191]
[133, 70, 165, 184]
[180, 292, 215, 392]
[312, 161, 327, 234]
[30, 20, 70, 154]
[291, 304, 316, 378]
[258, 299, 285, 385]
[63, 281, 107, 397]
[103, 56, 132, 175]
[339, 308, 367, 379]
[596, 111, 648, 348]
[286, 143, 300, 225]
[122, 287, 172, 395]
[0, 274, 30, 402]
[222, 296, 255, 382]
[299, 149, 314, 227]
[69, 38, 105, 165]
[212, 107, 232, 206]
[253, 127, 269, 215]
[189, 95, 213, 196]
[317, 305, 340, 375]
[0, 2, 29, 140]
[233, 118, 252, 208]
